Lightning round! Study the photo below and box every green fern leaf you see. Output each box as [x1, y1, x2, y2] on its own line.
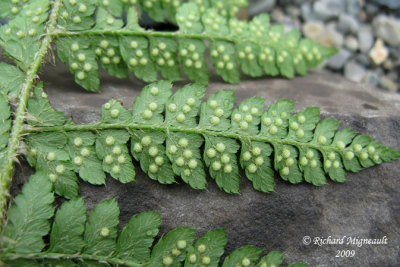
[22, 82, 400, 196]
[48, 198, 86, 254]
[221, 245, 263, 267]
[0, 93, 11, 154]
[84, 199, 120, 256]
[1, 173, 54, 253]
[148, 226, 196, 266]
[0, 62, 25, 97]
[115, 211, 161, 262]
[184, 228, 227, 267]
[0, 0, 50, 70]
[1, 176, 305, 266]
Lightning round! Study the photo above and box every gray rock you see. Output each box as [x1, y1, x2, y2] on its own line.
[344, 60, 366, 83]
[326, 22, 344, 47]
[380, 76, 399, 92]
[355, 53, 371, 66]
[373, 16, 400, 46]
[18, 62, 400, 267]
[248, 0, 276, 16]
[346, 0, 362, 16]
[345, 35, 359, 51]
[302, 21, 325, 41]
[372, 0, 400, 9]
[327, 48, 352, 70]
[389, 47, 400, 61]
[285, 6, 301, 19]
[270, 8, 287, 23]
[301, 2, 321, 21]
[365, 3, 380, 17]
[313, 0, 345, 21]
[363, 71, 380, 87]
[358, 26, 374, 53]
[337, 14, 359, 34]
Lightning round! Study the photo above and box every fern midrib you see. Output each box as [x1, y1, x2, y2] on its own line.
[0, 0, 62, 227]
[1, 252, 142, 267]
[23, 122, 340, 154]
[52, 29, 299, 55]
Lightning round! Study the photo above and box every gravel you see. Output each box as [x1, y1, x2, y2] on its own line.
[249, 0, 400, 92]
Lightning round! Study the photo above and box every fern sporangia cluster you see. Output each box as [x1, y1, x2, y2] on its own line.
[0, 174, 306, 267]
[0, 0, 398, 266]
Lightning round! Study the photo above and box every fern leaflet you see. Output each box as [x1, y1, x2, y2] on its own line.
[22, 81, 400, 198]
[1, 174, 305, 267]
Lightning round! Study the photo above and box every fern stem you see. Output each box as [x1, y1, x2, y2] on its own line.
[0, 0, 62, 228]
[1, 252, 142, 266]
[23, 123, 341, 154]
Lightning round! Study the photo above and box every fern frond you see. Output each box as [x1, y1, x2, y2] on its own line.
[0, 0, 336, 92]
[53, 1, 336, 91]
[22, 81, 400, 197]
[1, 174, 305, 267]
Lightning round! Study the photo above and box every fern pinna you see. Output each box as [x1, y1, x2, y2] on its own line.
[19, 81, 400, 199]
[0, 174, 306, 266]
[0, 0, 336, 92]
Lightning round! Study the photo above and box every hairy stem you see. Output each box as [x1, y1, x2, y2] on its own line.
[2, 252, 142, 267]
[23, 122, 341, 154]
[0, 0, 62, 228]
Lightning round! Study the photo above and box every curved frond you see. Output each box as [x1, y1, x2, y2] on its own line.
[23, 81, 400, 197]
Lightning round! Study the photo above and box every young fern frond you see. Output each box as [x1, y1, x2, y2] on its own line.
[23, 81, 400, 198]
[0, 0, 337, 92]
[1, 174, 306, 267]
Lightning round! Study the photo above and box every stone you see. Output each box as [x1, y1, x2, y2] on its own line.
[303, 21, 343, 48]
[372, 0, 400, 9]
[355, 53, 371, 66]
[302, 21, 325, 41]
[380, 76, 399, 92]
[313, 0, 345, 21]
[344, 60, 366, 83]
[270, 8, 287, 23]
[325, 22, 344, 47]
[362, 71, 380, 87]
[373, 16, 400, 46]
[369, 38, 389, 65]
[301, 2, 321, 21]
[337, 14, 359, 34]
[344, 35, 359, 51]
[14, 61, 400, 267]
[345, 0, 362, 16]
[285, 6, 301, 19]
[358, 26, 374, 53]
[248, 0, 276, 16]
[365, 3, 380, 17]
[326, 48, 352, 70]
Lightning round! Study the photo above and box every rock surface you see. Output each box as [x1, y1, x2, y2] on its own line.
[13, 63, 400, 266]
